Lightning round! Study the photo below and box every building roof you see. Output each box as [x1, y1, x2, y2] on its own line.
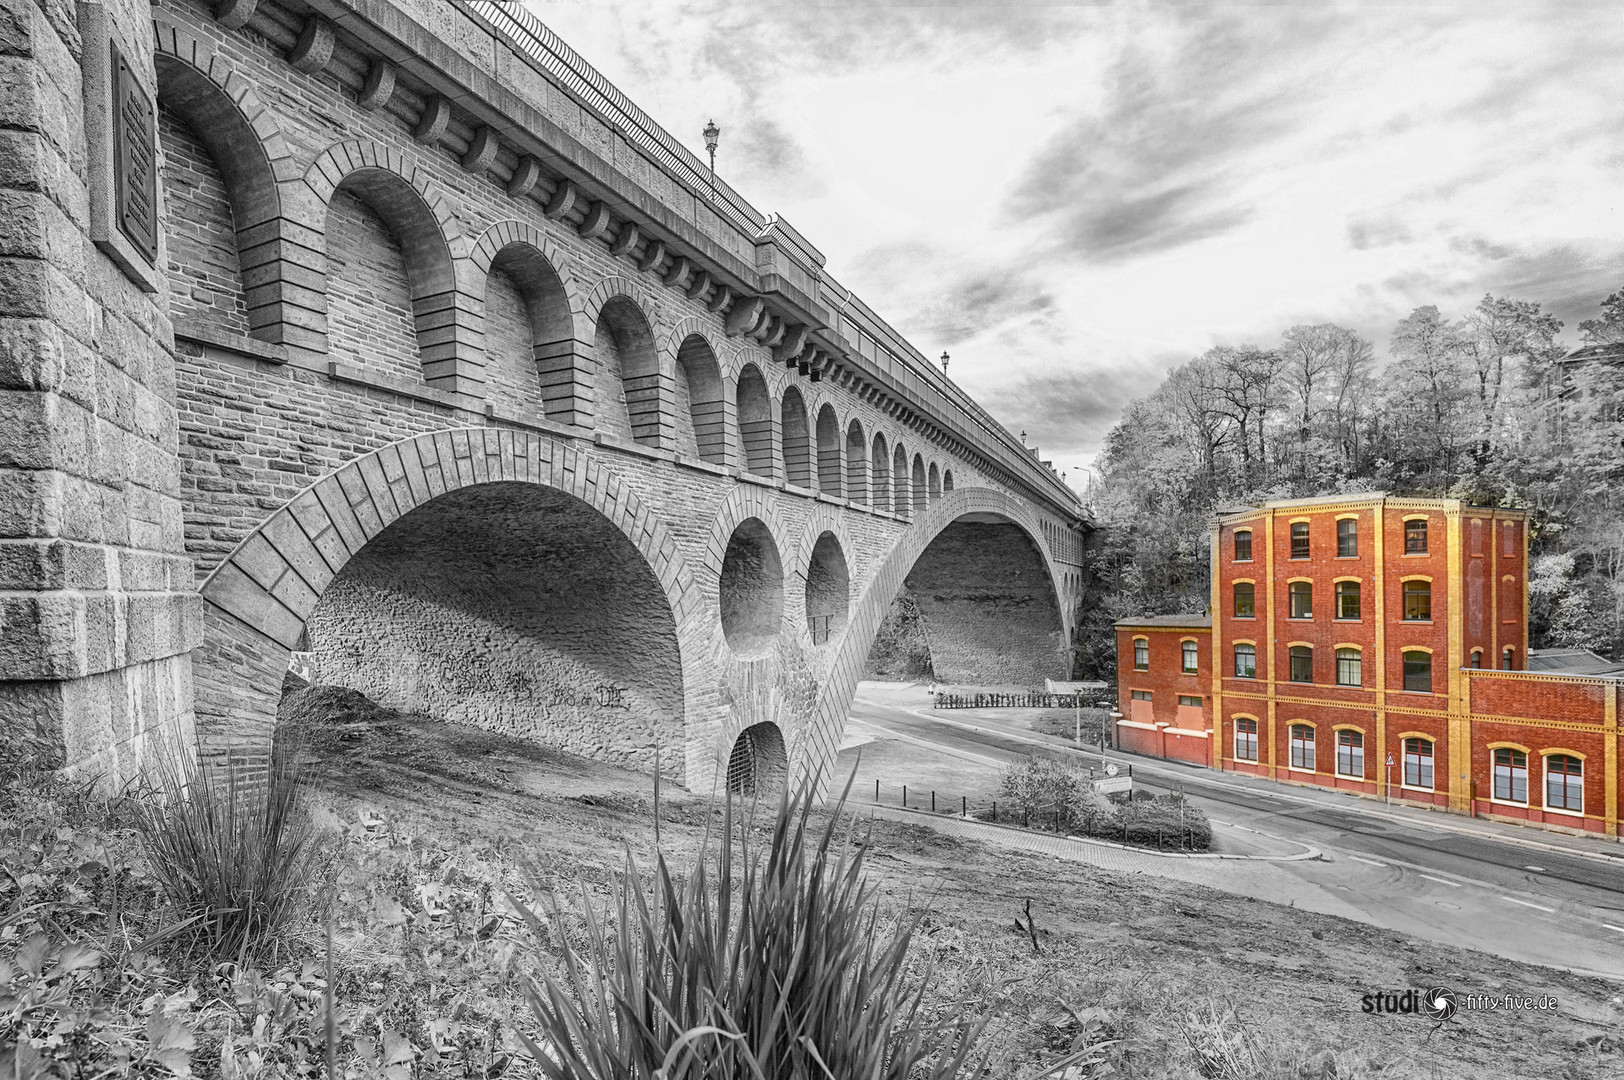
[1115, 614, 1212, 630]
[1213, 491, 1527, 521]
[1526, 647, 1624, 678]
[1555, 343, 1624, 367]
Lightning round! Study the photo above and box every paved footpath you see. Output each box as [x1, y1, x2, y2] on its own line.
[862, 803, 1371, 922]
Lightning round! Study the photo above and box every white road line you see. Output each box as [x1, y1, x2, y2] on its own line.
[1417, 874, 1462, 888]
[1604, 924, 1624, 934]
[1524, 865, 1547, 873]
[1348, 855, 1388, 868]
[1501, 896, 1556, 913]
[1209, 819, 1233, 827]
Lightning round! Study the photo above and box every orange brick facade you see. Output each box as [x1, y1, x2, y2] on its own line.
[1117, 495, 1621, 839]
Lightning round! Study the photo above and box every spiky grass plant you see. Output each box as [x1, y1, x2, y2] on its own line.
[518, 774, 988, 1079]
[127, 730, 319, 964]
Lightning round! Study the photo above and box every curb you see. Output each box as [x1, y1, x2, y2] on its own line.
[864, 802, 1323, 862]
[913, 704, 1624, 868]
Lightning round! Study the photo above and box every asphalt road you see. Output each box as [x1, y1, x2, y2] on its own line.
[848, 683, 1624, 982]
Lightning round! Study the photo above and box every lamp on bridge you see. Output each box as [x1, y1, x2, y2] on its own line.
[703, 119, 720, 198]
[940, 351, 950, 376]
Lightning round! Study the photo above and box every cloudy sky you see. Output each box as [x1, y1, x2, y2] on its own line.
[526, 0, 1624, 489]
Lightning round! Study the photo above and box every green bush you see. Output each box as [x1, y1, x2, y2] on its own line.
[518, 777, 988, 1079]
[127, 731, 323, 965]
[997, 756, 1211, 851]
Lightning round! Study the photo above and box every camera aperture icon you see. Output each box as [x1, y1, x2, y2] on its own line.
[1424, 986, 1457, 1021]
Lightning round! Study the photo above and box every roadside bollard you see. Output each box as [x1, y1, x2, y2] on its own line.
[931, 790, 936, 813]
[962, 795, 967, 817]
[903, 785, 907, 809]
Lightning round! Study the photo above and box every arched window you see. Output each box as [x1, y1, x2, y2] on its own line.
[845, 420, 868, 504]
[780, 386, 812, 488]
[892, 443, 910, 517]
[1234, 530, 1253, 561]
[1404, 517, 1429, 554]
[736, 364, 775, 476]
[1181, 640, 1199, 673]
[1335, 648, 1362, 687]
[594, 296, 661, 445]
[871, 433, 891, 509]
[1233, 643, 1256, 679]
[1501, 646, 1515, 671]
[1336, 518, 1358, 557]
[815, 405, 843, 496]
[1233, 582, 1255, 617]
[675, 334, 726, 464]
[1289, 522, 1310, 559]
[1492, 748, 1528, 803]
[1234, 718, 1259, 762]
[942, 469, 955, 492]
[1402, 650, 1431, 693]
[1288, 581, 1312, 619]
[1132, 638, 1149, 670]
[1335, 580, 1361, 620]
[1402, 737, 1433, 789]
[1289, 724, 1315, 770]
[1470, 649, 1482, 670]
[1545, 754, 1583, 812]
[1336, 730, 1364, 778]
[1288, 645, 1313, 683]
[1403, 580, 1431, 621]
[927, 462, 941, 502]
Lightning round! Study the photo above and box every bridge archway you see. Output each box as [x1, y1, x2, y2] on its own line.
[928, 462, 942, 503]
[871, 432, 890, 508]
[469, 221, 588, 425]
[736, 364, 776, 477]
[154, 20, 301, 345]
[192, 430, 701, 781]
[912, 455, 928, 516]
[816, 404, 843, 497]
[674, 332, 727, 464]
[794, 487, 1072, 791]
[781, 386, 812, 488]
[592, 294, 661, 446]
[891, 443, 909, 516]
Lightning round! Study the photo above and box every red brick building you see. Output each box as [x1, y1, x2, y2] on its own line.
[1117, 494, 1623, 838]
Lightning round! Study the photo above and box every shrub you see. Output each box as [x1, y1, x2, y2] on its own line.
[518, 777, 988, 1079]
[998, 756, 1212, 851]
[127, 731, 322, 965]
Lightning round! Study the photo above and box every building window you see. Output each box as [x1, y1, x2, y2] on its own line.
[1288, 581, 1312, 619]
[1402, 580, 1431, 621]
[1178, 695, 1202, 707]
[1545, 754, 1583, 812]
[1234, 530, 1253, 562]
[1289, 724, 1316, 770]
[1288, 646, 1313, 683]
[1234, 582, 1255, 618]
[1402, 651, 1432, 693]
[1335, 580, 1361, 620]
[1335, 648, 1362, 687]
[1403, 737, 1434, 789]
[1405, 518, 1428, 554]
[1336, 729, 1364, 778]
[1492, 748, 1528, 803]
[1290, 522, 1310, 559]
[1501, 647, 1515, 671]
[1131, 690, 1153, 702]
[1336, 518, 1358, 557]
[1470, 650, 1482, 669]
[1502, 521, 1515, 558]
[1133, 638, 1149, 670]
[1181, 640, 1199, 674]
[1234, 643, 1256, 679]
[1234, 717, 1258, 762]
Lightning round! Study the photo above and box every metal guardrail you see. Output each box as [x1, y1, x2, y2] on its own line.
[459, 1, 1083, 520]
[465, 0, 764, 237]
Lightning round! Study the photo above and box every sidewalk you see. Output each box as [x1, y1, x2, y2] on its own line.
[869, 682, 1624, 866]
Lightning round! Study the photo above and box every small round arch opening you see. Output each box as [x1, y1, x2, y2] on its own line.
[805, 531, 850, 646]
[719, 518, 785, 657]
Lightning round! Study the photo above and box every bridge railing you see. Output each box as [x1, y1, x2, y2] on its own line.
[934, 692, 1112, 711]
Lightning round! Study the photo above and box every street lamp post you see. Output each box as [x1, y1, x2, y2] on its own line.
[940, 351, 950, 376]
[702, 119, 720, 200]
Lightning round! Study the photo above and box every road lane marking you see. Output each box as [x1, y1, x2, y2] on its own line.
[1604, 924, 1624, 934]
[1524, 865, 1546, 872]
[1418, 874, 1462, 888]
[1501, 896, 1556, 913]
[1348, 855, 1388, 868]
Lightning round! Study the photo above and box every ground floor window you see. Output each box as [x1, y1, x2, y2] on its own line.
[1289, 724, 1315, 770]
[1492, 747, 1528, 803]
[1131, 690, 1152, 702]
[1336, 729, 1364, 778]
[1545, 754, 1583, 813]
[1234, 718, 1258, 762]
[1403, 737, 1434, 789]
[1178, 695, 1202, 707]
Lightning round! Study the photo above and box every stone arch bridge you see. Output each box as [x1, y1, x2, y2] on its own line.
[0, 0, 1089, 793]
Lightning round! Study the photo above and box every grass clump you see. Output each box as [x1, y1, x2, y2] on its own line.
[519, 776, 997, 1079]
[128, 732, 325, 966]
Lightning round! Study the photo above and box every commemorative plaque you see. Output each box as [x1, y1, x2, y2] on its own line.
[110, 41, 158, 266]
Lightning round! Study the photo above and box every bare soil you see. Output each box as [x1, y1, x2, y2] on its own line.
[286, 684, 1624, 1079]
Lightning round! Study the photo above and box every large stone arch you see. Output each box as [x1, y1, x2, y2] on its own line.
[793, 487, 1072, 791]
[303, 141, 481, 394]
[581, 276, 666, 447]
[469, 220, 593, 426]
[192, 429, 707, 781]
[700, 486, 814, 790]
[152, 18, 313, 347]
